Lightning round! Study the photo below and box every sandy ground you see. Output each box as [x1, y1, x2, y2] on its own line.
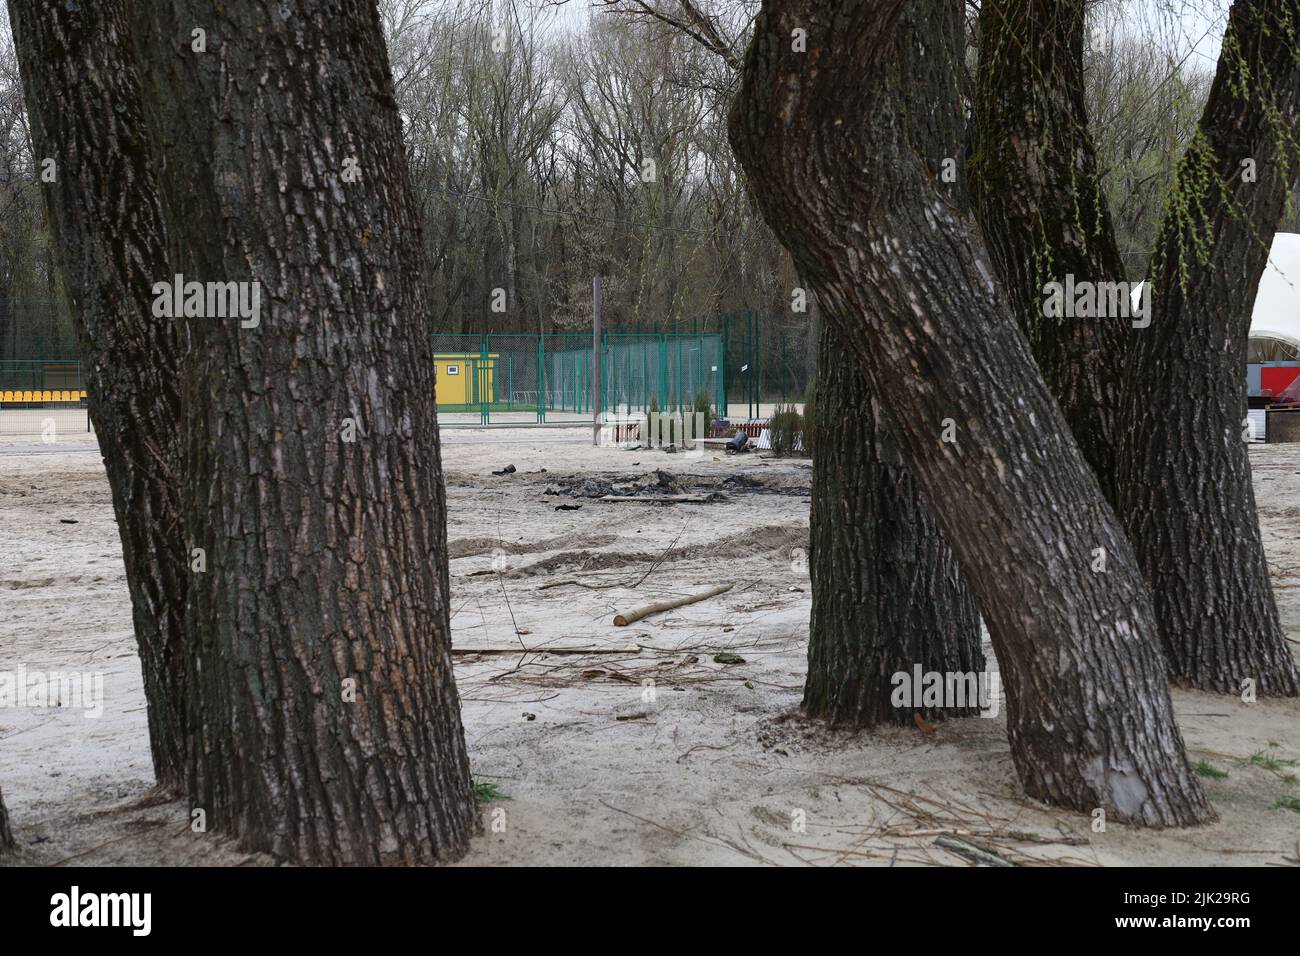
[1, 428, 1298, 867]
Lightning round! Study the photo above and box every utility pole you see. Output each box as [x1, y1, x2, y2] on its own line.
[592, 274, 602, 446]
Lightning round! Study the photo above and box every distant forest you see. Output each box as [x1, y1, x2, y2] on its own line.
[0, 0, 1293, 382]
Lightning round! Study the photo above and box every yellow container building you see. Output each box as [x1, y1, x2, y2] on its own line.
[433, 353, 496, 407]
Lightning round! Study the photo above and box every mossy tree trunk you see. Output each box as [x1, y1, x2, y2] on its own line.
[730, 0, 1213, 826]
[1115, 0, 1300, 695]
[968, 0, 1127, 503]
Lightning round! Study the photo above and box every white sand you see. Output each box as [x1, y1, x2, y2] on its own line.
[1, 429, 1297, 866]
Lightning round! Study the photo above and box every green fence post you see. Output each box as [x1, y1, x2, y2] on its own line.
[480, 334, 489, 426]
[721, 314, 730, 419]
[658, 334, 668, 411]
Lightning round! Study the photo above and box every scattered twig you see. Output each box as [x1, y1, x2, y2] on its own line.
[452, 645, 639, 655]
[599, 494, 712, 503]
[934, 834, 1017, 867]
[632, 519, 689, 588]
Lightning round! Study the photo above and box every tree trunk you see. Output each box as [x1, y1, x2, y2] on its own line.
[1115, 0, 1300, 695]
[804, 0, 982, 727]
[0, 782, 14, 853]
[968, 0, 1127, 503]
[137, 0, 478, 863]
[730, 0, 1213, 825]
[7, 0, 188, 789]
[807, 320, 983, 725]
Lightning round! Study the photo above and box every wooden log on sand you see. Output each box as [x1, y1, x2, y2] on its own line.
[613, 583, 733, 626]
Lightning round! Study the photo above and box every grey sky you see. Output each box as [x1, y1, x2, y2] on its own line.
[1114, 0, 1230, 66]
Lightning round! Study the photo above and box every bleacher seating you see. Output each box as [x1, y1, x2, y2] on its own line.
[0, 389, 88, 404]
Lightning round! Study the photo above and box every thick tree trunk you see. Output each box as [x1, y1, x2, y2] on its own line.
[7, 0, 188, 789]
[1115, 0, 1300, 695]
[968, 0, 1126, 503]
[804, 0, 981, 727]
[731, 0, 1213, 825]
[0, 782, 14, 853]
[138, 1, 478, 863]
[807, 321, 983, 725]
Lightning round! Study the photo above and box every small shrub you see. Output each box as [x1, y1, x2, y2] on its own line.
[474, 781, 509, 803]
[1194, 760, 1228, 779]
[692, 387, 713, 426]
[1248, 750, 1298, 772]
[768, 403, 804, 457]
[690, 388, 713, 448]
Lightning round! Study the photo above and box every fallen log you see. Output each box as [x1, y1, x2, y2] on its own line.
[613, 583, 733, 626]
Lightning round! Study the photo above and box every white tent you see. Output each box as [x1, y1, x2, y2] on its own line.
[1130, 232, 1300, 357]
[1247, 232, 1300, 354]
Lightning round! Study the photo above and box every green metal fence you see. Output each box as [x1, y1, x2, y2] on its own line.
[432, 331, 726, 426]
[612, 310, 814, 418]
[2, 310, 800, 434]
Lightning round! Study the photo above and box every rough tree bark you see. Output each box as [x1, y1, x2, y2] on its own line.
[0, 783, 13, 852]
[804, 0, 981, 727]
[730, 0, 1213, 825]
[1115, 0, 1300, 695]
[593, 0, 983, 726]
[968, 0, 1127, 503]
[7, 0, 188, 789]
[807, 321, 983, 725]
[135, 1, 478, 863]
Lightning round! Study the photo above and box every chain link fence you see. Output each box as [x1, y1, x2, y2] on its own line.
[432, 331, 726, 426]
[2, 322, 768, 435]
